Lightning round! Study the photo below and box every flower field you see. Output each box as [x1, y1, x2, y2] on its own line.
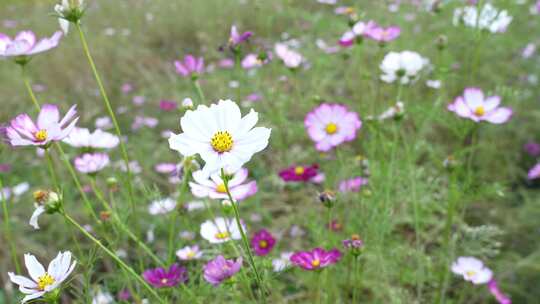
[0, 0, 539, 303]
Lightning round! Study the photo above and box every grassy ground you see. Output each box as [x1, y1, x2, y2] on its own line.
[0, 0, 539, 303]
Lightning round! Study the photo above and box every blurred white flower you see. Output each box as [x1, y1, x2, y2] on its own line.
[92, 290, 114, 304]
[380, 51, 429, 84]
[200, 217, 245, 244]
[453, 3, 512, 33]
[272, 252, 293, 272]
[451, 256, 493, 285]
[148, 198, 177, 215]
[176, 245, 203, 260]
[274, 43, 304, 68]
[63, 127, 119, 149]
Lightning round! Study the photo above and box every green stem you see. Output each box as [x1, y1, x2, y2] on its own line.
[62, 212, 166, 304]
[168, 165, 192, 263]
[44, 149, 60, 190]
[220, 169, 265, 296]
[21, 66, 40, 112]
[89, 177, 165, 267]
[75, 22, 136, 214]
[193, 79, 205, 104]
[0, 177, 21, 273]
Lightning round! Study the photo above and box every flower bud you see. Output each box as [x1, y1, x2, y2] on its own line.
[33, 190, 62, 214]
[318, 190, 336, 208]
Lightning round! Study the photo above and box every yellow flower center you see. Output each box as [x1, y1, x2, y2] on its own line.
[325, 123, 338, 135]
[311, 259, 321, 267]
[474, 106, 485, 116]
[34, 129, 48, 142]
[465, 270, 476, 278]
[186, 251, 195, 258]
[294, 166, 305, 175]
[345, 7, 355, 14]
[211, 131, 233, 153]
[37, 273, 55, 291]
[259, 240, 268, 248]
[215, 231, 230, 240]
[216, 183, 227, 193]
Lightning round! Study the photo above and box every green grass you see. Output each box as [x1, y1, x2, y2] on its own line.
[0, 0, 539, 303]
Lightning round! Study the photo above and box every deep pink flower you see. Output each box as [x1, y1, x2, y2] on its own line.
[528, 163, 540, 180]
[290, 248, 342, 270]
[251, 229, 276, 256]
[203, 255, 242, 286]
[304, 103, 362, 152]
[189, 168, 257, 201]
[174, 55, 204, 78]
[159, 100, 178, 112]
[5, 104, 78, 147]
[0, 30, 63, 58]
[488, 279, 512, 304]
[142, 264, 188, 288]
[279, 164, 319, 182]
[339, 177, 368, 192]
[229, 25, 252, 46]
[0, 163, 11, 172]
[364, 25, 401, 43]
[447, 88, 512, 124]
[523, 141, 540, 157]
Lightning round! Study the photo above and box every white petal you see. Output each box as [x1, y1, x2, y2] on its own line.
[8, 273, 37, 289]
[24, 254, 45, 282]
[29, 206, 46, 230]
[22, 291, 46, 303]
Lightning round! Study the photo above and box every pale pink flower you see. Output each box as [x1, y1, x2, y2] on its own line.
[174, 55, 204, 78]
[364, 25, 401, 43]
[74, 153, 110, 174]
[274, 43, 304, 68]
[528, 163, 540, 180]
[304, 103, 361, 152]
[0, 30, 62, 58]
[447, 88, 512, 124]
[5, 104, 78, 147]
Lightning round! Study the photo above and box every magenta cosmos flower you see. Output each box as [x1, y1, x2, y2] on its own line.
[364, 25, 401, 43]
[142, 264, 188, 288]
[189, 168, 257, 201]
[528, 163, 540, 180]
[5, 104, 78, 147]
[279, 164, 320, 182]
[251, 229, 276, 256]
[488, 279, 512, 304]
[203, 255, 242, 286]
[0, 30, 63, 58]
[174, 55, 204, 78]
[447, 88, 512, 124]
[74, 153, 110, 174]
[229, 25, 252, 47]
[339, 176, 368, 192]
[305, 103, 361, 152]
[290, 248, 342, 271]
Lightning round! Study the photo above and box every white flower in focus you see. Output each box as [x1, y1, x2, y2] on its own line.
[200, 217, 245, 244]
[176, 245, 203, 261]
[63, 127, 119, 149]
[148, 198, 177, 215]
[168, 99, 271, 177]
[380, 51, 429, 84]
[8, 252, 76, 303]
[451, 256, 493, 285]
[272, 252, 293, 272]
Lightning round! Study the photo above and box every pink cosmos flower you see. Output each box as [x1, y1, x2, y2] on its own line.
[523, 141, 540, 157]
[142, 264, 188, 288]
[338, 21, 377, 47]
[251, 229, 276, 256]
[189, 168, 257, 201]
[488, 279, 512, 304]
[74, 153, 110, 174]
[339, 177, 368, 192]
[447, 88, 512, 124]
[279, 164, 320, 182]
[229, 25, 252, 46]
[218, 58, 235, 69]
[5, 104, 78, 147]
[0, 30, 63, 58]
[364, 25, 401, 43]
[290, 248, 342, 270]
[203, 255, 242, 286]
[274, 43, 304, 68]
[304, 103, 362, 152]
[174, 55, 204, 78]
[121, 83, 133, 94]
[159, 100, 178, 111]
[241, 53, 270, 69]
[528, 163, 540, 180]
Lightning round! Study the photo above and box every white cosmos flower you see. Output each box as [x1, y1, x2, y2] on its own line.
[8, 251, 76, 303]
[168, 99, 271, 177]
[176, 245, 203, 260]
[451, 256, 493, 285]
[453, 3, 512, 33]
[148, 198, 177, 215]
[380, 51, 429, 84]
[272, 252, 293, 272]
[92, 290, 114, 304]
[63, 127, 119, 149]
[200, 217, 245, 244]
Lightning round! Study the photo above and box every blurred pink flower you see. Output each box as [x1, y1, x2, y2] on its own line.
[339, 177, 368, 192]
[74, 153, 109, 174]
[279, 164, 320, 182]
[159, 100, 178, 111]
[524, 141, 540, 157]
[447, 88, 512, 124]
[488, 279, 512, 304]
[229, 25, 252, 46]
[121, 83, 133, 94]
[203, 256, 242, 286]
[218, 58, 234, 69]
[274, 43, 304, 68]
[528, 163, 540, 180]
[174, 55, 204, 78]
[365, 25, 401, 43]
[304, 103, 362, 152]
[0, 30, 63, 58]
[5, 104, 78, 147]
[189, 168, 257, 201]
